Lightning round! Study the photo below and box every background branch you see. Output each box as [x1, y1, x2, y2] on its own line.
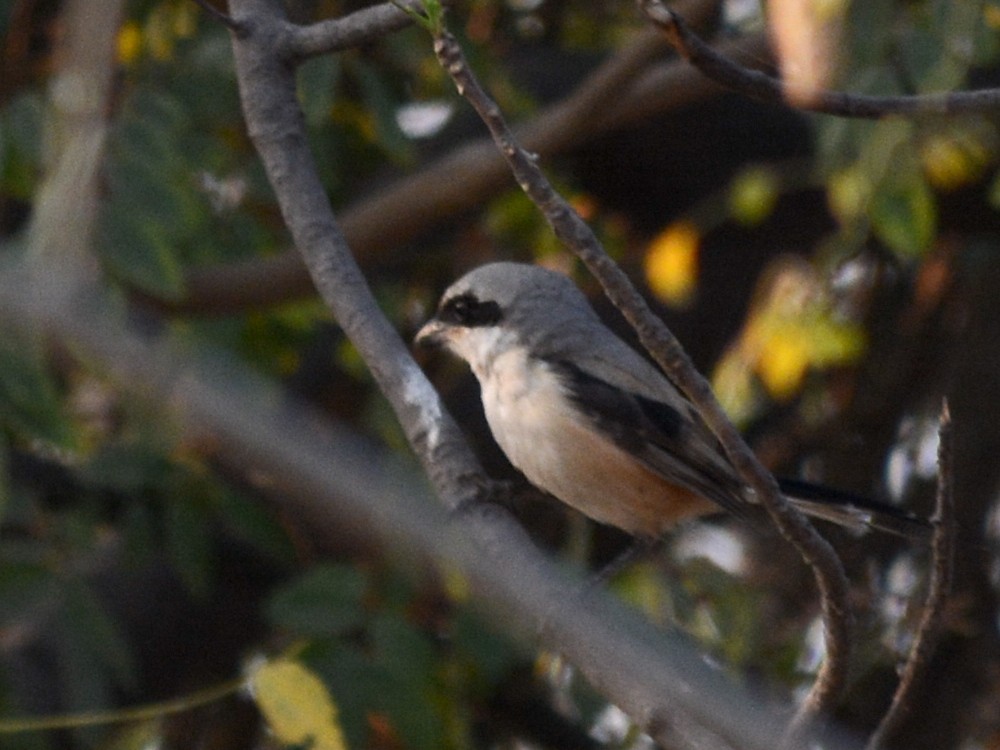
[0, 264, 867, 750]
[640, 0, 1000, 118]
[26, 0, 125, 282]
[149, 0, 756, 316]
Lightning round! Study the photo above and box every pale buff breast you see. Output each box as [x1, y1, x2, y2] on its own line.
[479, 349, 715, 537]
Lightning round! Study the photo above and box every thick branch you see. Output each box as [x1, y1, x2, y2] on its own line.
[640, 0, 1000, 118]
[0, 268, 868, 750]
[227, 0, 481, 508]
[27, 0, 125, 282]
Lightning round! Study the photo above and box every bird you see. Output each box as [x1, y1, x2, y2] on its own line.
[415, 261, 928, 541]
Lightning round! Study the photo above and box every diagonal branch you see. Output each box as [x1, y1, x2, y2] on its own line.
[226, 0, 482, 509]
[421, 2, 852, 732]
[866, 400, 956, 749]
[639, 0, 1000, 118]
[0, 267, 868, 750]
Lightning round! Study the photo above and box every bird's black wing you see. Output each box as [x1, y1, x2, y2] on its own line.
[552, 360, 749, 518]
[552, 362, 931, 538]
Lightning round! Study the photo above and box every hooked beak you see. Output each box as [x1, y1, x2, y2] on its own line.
[414, 317, 449, 349]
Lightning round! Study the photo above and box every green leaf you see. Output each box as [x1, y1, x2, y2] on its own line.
[0, 336, 72, 446]
[371, 615, 446, 750]
[0, 563, 56, 630]
[82, 443, 176, 493]
[301, 615, 447, 750]
[301, 642, 385, 749]
[351, 58, 412, 164]
[870, 175, 936, 257]
[96, 86, 219, 297]
[164, 493, 215, 598]
[266, 565, 367, 638]
[859, 118, 914, 184]
[0, 92, 43, 199]
[452, 610, 516, 688]
[298, 55, 341, 128]
[61, 582, 138, 692]
[372, 614, 436, 683]
[0, 432, 9, 525]
[97, 201, 186, 298]
[214, 485, 295, 564]
[106, 149, 202, 233]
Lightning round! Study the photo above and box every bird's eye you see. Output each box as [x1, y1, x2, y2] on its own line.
[438, 293, 502, 327]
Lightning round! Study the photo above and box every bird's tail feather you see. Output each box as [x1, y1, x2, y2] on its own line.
[778, 477, 931, 541]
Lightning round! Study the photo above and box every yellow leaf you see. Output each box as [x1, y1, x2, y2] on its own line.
[987, 3, 1000, 29]
[729, 167, 779, 226]
[711, 348, 762, 427]
[172, 1, 199, 38]
[920, 132, 992, 192]
[117, 22, 143, 65]
[827, 167, 868, 224]
[252, 658, 349, 750]
[644, 221, 700, 307]
[756, 328, 812, 400]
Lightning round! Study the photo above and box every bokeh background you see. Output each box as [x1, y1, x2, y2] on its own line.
[2, 0, 1000, 748]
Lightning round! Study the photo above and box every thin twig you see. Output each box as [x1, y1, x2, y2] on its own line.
[191, 0, 246, 35]
[639, 0, 1000, 118]
[424, 1, 852, 730]
[0, 677, 244, 734]
[866, 400, 956, 749]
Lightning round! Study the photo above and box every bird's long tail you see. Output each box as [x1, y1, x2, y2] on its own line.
[778, 477, 932, 541]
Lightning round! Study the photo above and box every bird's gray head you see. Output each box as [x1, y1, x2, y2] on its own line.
[415, 262, 601, 376]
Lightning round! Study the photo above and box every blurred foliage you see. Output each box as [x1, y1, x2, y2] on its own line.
[713, 258, 867, 425]
[0, 0, 997, 748]
[643, 219, 700, 308]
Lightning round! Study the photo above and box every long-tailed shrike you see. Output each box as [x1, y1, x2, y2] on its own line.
[416, 262, 925, 540]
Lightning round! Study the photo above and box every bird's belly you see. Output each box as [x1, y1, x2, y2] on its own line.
[481, 357, 712, 536]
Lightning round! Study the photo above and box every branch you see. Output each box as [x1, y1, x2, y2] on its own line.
[285, 1, 422, 59]
[866, 400, 956, 749]
[424, 3, 852, 731]
[226, 0, 482, 510]
[639, 0, 1000, 118]
[0, 267, 868, 750]
[146, 1, 752, 316]
[216, 0, 857, 744]
[27, 0, 126, 282]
